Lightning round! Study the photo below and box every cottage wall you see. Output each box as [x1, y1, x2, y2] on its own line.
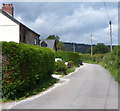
[20, 25, 40, 45]
[0, 13, 19, 43]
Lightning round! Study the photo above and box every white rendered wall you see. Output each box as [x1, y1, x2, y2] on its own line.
[0, 13, 19, 43]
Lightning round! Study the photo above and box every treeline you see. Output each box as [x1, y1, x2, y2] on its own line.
[64, 42, 91, 53]
[64, 42, 116, 54]
[45, 35, 112, 54]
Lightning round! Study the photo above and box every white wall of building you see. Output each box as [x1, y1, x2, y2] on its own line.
[0, 13, 19, 43]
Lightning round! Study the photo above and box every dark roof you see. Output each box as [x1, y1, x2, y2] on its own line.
[40, 40, 56, 49]
[0, 9, 40, 36]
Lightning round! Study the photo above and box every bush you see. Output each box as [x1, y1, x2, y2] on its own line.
[92, 54, 105, 63]
[1, 41, 55, 100]
[67, 61, 73, 68]
[55, 61, 67, 74]
[55, 51, 81, 66]
[100, 46, 120, 83]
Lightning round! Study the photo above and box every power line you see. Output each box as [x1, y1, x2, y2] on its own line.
[103, 2, 111, 22]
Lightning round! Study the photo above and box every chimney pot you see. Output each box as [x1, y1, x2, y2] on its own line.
[2, 3, 14, 16]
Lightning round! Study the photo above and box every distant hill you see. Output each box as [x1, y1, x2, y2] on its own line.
[64, 42, 95, 53]
[64, 42, 116, 54]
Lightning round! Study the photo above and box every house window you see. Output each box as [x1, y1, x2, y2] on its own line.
[41, 41, 47, 47]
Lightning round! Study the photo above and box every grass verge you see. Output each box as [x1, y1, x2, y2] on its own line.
[66, 66, 76, 74]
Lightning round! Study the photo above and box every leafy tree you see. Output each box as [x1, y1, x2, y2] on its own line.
[57, 41, 65, 51]
[46, 35, 60, 44]
[87, 43, 110, 54]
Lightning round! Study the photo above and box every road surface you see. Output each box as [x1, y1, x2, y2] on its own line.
[10, 63, 118, 109]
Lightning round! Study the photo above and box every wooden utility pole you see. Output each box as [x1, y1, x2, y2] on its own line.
[91, 34, 93, 57]
[109, 21, 112, 52]
[73, 42, 75, 52]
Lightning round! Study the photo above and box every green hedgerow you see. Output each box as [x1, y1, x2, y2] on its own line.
[55, 51, 81, 66]
[1, 41, 55, 100]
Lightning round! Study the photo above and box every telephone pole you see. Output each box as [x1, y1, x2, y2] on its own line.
[109, 21, 112, 52]
[91, 34, 93, 57]
[73, 42, 75, 52]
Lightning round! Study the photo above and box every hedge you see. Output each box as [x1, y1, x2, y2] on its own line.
[1, 42, 55, 100]
[55, 51, 81, 66]
[55, 60, 67, 74]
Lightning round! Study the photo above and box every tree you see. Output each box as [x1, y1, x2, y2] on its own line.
[57, 41, 65, 51]
[87, 43, 110, 54]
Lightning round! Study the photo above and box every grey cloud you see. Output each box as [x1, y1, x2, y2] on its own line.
[13, 2, 80, 22]
[12, 2, 118, 45]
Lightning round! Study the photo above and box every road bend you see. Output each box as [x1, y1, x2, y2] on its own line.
[10, 63, 118, 109]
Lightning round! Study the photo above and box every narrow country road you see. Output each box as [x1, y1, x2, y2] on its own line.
[10, 63, 118, 109]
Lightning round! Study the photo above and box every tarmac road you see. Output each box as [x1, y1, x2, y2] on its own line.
[10, 63, 118, 109]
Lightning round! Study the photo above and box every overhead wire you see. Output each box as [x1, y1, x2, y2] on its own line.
[103, 2, 111, 22]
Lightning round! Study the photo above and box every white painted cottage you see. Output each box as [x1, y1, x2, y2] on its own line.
[0, 4, 40, 45]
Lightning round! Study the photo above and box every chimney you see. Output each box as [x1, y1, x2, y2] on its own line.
[2, 3, 14, 16]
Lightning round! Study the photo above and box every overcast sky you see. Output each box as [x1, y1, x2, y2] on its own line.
[1, 2, 118, 45]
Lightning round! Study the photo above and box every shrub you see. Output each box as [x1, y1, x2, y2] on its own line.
[93, 54, 105, 63]
[55, 51, 81, 66]
[55, 61, 67, 74]
[67, 61, 73, 68]
[78, 59, 83, 66]
[1, 41, 55, 100]
[80, 54, 91, 63]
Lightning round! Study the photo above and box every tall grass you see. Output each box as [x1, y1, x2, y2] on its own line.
[100, 46, 120, 83]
